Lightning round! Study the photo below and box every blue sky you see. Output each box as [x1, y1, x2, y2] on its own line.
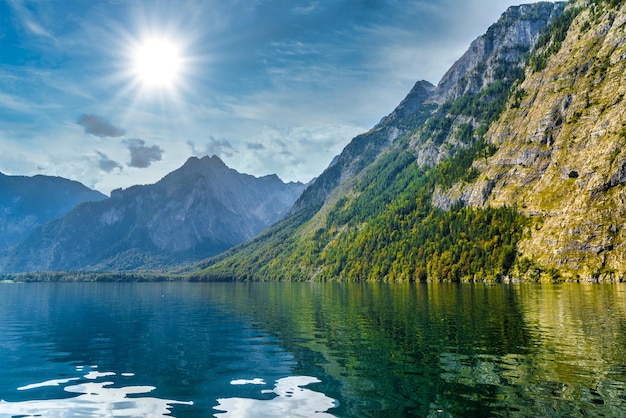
[1, 0, 538, 194]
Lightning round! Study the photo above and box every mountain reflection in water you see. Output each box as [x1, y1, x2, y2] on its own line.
[0, 282, 625, 417]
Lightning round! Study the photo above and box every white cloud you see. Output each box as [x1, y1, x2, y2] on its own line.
[187, 136, 235, 159]
[219, 122, 363, 183]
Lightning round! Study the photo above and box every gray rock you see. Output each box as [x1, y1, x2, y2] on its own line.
[429, 2, 566, 105]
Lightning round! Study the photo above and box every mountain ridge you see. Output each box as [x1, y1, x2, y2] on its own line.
[0, 155, 305, 273]
[0, 173, 106, 251]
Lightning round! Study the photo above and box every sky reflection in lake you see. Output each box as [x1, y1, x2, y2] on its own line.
[214, 376, 337, 417]
[0, 365, 192, 417]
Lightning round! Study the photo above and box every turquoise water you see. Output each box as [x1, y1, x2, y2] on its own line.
[0, 282, 625, 417]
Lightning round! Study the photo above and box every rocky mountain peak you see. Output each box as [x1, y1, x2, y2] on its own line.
[429, 1, 566, 105]
[178, 154, 228, 173]
[375, 80, 435, 127]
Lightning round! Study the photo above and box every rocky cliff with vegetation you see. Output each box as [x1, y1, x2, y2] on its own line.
[441, 0, 626, 281]
[190, 1, 604, 282]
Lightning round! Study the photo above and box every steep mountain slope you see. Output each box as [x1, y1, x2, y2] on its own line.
[189, 1, 567, 282]
[0, 173, 106, 250]
[445, 0, 626, 281]
[0, 156, 305, 272]
[428, 2, 566, 105]
[290, 79, 436, 215]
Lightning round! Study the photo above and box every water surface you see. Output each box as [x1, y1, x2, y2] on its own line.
[0, 282, 625, 417]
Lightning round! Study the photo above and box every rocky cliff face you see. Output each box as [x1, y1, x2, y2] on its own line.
[446, 1, 626, 281]
[429, 2, 566, 105]
[290, 3, 566, 219]
[407, 2, 567, 168]
[0, 156, 305, 272]
[0, 173, 106, 250]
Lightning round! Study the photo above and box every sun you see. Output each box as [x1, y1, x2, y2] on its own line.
[131, 37, 182, 88]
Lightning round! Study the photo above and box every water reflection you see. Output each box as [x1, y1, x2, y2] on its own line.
[206, 282, 626, 417]
[0, 365, 192, 417]
[214, 376, 337, 417]
[0, 283, 301, 417]
[1, 282, 626, 417]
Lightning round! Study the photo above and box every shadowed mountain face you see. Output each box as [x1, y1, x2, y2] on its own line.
[0, 156, 305, 272]
[0, 173, 107, 251]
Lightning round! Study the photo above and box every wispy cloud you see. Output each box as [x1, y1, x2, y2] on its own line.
[0, 92, 37, 112]
[291, 2, 319, 15]
[187, 137, 235, 159]
[222, 122, 362, 183]
[246, 142, 265, 150]
[77, 114, 126, 138]
[6, 0, 55, 39]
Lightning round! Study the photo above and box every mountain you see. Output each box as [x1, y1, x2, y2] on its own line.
[0, 156, 305, 272]
[427, 2, 566, 105]
[289, 79, 436, 216]
[286, 1, 565, 221]
[0, 173, 106, 250]
[188, 1, 625, 282]
[441, 0, 626, 281]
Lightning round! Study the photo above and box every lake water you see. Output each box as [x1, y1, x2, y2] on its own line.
[0, 282, 625, 417]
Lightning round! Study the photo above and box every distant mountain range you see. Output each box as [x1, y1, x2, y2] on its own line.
[0, 156, 305, 272]
[0, 173, 107, 251]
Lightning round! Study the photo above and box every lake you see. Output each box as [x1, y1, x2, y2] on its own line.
[0, 282, 625, 417]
